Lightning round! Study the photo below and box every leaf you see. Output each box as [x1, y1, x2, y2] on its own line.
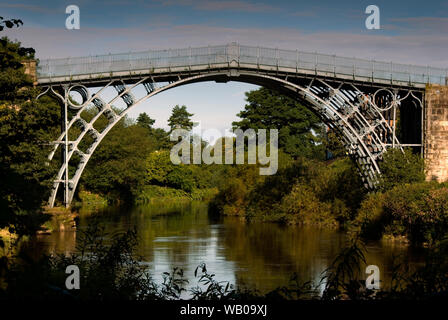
[5, 20, 13, 28]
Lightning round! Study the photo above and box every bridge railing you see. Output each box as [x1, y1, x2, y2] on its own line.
[37, 43, 448, 85]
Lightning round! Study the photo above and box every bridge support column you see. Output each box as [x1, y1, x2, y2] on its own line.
[424, 84, 448, 182]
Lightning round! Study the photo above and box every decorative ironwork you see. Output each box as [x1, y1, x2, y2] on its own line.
[36, 43, 431, 207]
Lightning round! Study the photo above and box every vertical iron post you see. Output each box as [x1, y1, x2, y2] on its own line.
[63, 85, 69, 207]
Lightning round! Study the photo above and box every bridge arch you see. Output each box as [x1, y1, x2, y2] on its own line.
[40, 70, 402, 207]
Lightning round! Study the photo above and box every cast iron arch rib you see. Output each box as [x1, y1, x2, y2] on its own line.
[42, 71, 401, 207]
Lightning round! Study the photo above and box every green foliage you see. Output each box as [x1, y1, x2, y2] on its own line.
[378, 148, 425, 192]
[145, 150, 194, 192]
[168, 105, 194, 131]
[145, 149, 225, 195]
[321, 240, 372, 300]
[75, 191, 108, 210]
[0, 38, 59, 236]
[267, 158, 365, 225]
[166, 166, 195, 193]
[0, 18, 23, 32]
[354, 182, 448, 245]
[136, 185, 218, 203]
[146, 150, 172, 185]
[136, 185, 191, 202]
[210, 156, 366, 227]
[323, 129, 346, 159]
[232, 87, 325, 159]
[0, 37, 34, 103]
[209, 177, 250, 216]
[275, 184, 336, 226]
[136, 112, 155, 129]
[1, 221, 157, 300]
[351, 192, 388, 240]
[81, 120, 155, 202]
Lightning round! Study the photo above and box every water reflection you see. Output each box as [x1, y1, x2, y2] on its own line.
[34, 201, 426, 294]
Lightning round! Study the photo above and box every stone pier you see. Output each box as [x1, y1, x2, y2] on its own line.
[424, 84, 448, 182]
[22, 59, 37, 85]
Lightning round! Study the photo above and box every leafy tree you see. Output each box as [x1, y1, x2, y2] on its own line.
[145, 150, 172, 185]
[378, 148, 425, 192]
[0, 37, 35, 102]
[166, 166, 195, 193]
[136, 112, 170, 150]
[81, 120, 156, 201]
[354, 182, 448, 245]
[136, 112, 155, 129]
[0, 37, 59, 236]
[232, 88, 324, 159]
[145, 150, 197, 193]
[324, 128, 346, 159]
[0, 17, 23, 32]
[168, 105, 194, 131]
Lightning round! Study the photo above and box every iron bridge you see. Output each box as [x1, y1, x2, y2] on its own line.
[35, 43, 448, 207]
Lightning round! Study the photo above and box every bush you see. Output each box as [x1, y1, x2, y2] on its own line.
[209, 177, 249, 216]
[276, 184, 336, 226]
[352, 192, 388, 240]
[166, 166, 195, 193]
[209, 156, 366, 227]
[355, 182, 448, 245]
[378, 148, 425, 192]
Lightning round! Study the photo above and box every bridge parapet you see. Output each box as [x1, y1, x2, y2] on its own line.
[36, 43, 448, 88]
[425, 84, 448, 182]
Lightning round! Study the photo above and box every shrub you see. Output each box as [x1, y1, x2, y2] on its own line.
[277, 184, 336, 226]
[352, 192, 388, 240]
[355, 182, 448, 245]
[209, 177, 249, 216]
[378, 148, 425, 192]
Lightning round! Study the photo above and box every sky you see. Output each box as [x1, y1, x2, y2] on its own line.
[2, 0, 448, 136]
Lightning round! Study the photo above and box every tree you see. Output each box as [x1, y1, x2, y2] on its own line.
[0, 17, 23, 32]
[378, 148, 425, 192]
[81, 120, 156, 201]
[145, 150, 196, 193]
[0, 37, 59, 236]
[136, 112, 171, 150]
[136, 112, 155, 130]
[168, 105, 194, 131]
[232, 88, 324, 159]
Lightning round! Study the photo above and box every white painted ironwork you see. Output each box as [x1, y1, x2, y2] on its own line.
[37, 43, 448, 86]
[36, 43, 428, 207]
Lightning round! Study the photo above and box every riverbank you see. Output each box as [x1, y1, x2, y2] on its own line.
[23, 200, 427, 297]
[41, 206, 78, 234]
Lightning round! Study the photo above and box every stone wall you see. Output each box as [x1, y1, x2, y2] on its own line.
[22, 59, 37, 85]
[424, 84, 448, 182]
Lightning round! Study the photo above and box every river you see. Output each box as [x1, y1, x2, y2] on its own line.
[32, 200, 426, 296]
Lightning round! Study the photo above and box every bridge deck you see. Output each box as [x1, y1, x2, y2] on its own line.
[36, 43, 447, 88]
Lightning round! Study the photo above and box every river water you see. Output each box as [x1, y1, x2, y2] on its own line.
[33, 201, 426, 295]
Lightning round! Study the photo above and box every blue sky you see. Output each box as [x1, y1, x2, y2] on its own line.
[2, 0, 448, 135]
